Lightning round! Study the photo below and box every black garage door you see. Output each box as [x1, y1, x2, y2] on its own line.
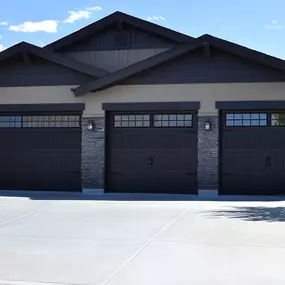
[220, 111, 285, 195]
[106, 111, 198, 194]
[0, 113, 82, 191]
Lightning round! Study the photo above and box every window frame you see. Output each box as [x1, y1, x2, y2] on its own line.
[112, 112, 194, 129]
[0, 114, 81, 129]
[224, 112, 269, 128]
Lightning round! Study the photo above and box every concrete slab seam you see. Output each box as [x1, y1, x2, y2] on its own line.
[100, 207, 192, 285]
[0, 203, 51, 228]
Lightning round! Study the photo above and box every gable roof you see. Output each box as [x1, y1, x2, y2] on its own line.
[45, 11, 194, 51]
[73, 34, 285, 96]
[0, 42, 109, 78]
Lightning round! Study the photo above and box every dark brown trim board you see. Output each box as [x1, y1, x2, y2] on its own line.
[216, 101, 285, 110]
[0, 42, 109, 78]
[102, 101, 200, 111]
[0, 103, 85, 113]
[45, 11, 194, 51]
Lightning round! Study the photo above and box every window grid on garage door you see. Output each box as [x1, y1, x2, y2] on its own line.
[113, 113, 193, 128]
[0, 115, 81, 128]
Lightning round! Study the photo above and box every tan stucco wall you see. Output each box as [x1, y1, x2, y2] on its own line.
[0, 82, 285, 116]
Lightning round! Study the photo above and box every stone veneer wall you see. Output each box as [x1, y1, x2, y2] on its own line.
[197, 116, 219, 189]
[81, 117, 105, 189]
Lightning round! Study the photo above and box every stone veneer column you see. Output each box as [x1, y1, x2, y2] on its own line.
[197, 116, 219, 189]
[81, 117, 105, 189]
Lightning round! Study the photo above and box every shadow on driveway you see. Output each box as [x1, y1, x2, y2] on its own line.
[0, 191, 285, 202]
[207, 207, 285, 222]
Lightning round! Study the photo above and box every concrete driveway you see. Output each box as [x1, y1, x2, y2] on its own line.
[0, 192, 284, 285]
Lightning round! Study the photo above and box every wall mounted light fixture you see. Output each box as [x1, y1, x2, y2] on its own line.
[87, 120, 96, 131]
[204, 120, 211, 131]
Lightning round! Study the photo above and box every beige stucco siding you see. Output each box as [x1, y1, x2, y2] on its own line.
[0, 82, 285, 116]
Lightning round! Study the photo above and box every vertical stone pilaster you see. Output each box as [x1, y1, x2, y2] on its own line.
[81, 117, 105, 189]
[197, 116, 219, 189]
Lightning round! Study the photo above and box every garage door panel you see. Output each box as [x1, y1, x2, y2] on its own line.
[107, 111, 198, 194]
[223, 152, 267, 171]
[221, 111, 285, 195]
[0, 113, 81, 191]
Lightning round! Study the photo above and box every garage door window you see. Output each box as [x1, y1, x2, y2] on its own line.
[154, 114, 192, 127]
[271, 114, 285, 126]
[114, 114, 150, 128]
[226, 113, 267, 127]
[0, 115, 81, 128]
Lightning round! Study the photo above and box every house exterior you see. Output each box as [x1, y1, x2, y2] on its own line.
[1, 11, 285, 195]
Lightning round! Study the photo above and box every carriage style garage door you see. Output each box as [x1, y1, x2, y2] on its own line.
[0, 112, 82, 191]
[220, 110, 285, 195]
[106, 111, 198, 194]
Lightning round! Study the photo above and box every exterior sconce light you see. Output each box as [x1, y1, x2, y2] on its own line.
[205, 120, 211, 131]
[87, 120, 96, 131]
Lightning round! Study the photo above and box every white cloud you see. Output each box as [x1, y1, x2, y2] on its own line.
[86, 6, 102, 11]
[0, 21, 8, 25]
[9, 20, 58, 33]
[63, 6, 102, 23]
[265, 20, 284, 30]
[0, 44, 6, 51]
[63, 10, 92, 23]
[265, 24, 284, 30]
[146, 16, 166, 22]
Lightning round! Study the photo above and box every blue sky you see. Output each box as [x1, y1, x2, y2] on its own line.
[0, 0, 284, 58]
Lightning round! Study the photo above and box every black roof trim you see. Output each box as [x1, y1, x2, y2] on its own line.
[73, 41, 204, 96]
[74, 33, 285, 96]
[198, 34, 285, 72]
[216, 101, 285, 110]
[0, 103, 85, 113]
[102, 101, 200, 111]
[45, 11, 194, 51]
[0, 42, 108, 78]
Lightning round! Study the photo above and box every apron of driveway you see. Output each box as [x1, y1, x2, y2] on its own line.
[0, 193, 284, 285]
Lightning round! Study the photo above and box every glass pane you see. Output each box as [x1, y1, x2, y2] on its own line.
[177, 115, 184, 121]
[271, 119, 277, 126]
[169, 114, 176, 121]
[154, 121, 161, 127]
[143, 121, 150, 127]
[154, 115, 161, 121]
[225, 120, 232, 126]
[162, 115, 169, 121]
[242, 114, 250, 119]
[136, 115, 143, 121]
[121, 121, 128, 127]
[136, 121, 143, 127]
[14, 121, 22, 128]
[185, 114, 192, 121]
[184, 120, 192, 127]
[0, 116, 10, 122]
[128, 121, 135, 127]
[242, 120, 250, 126]
[162, 121, 169, 127]
[234, 120, 242, 126]
[177, 120, 185, 127]
[143, 115, 150, 121]
[114, 115, 121, 122]
[251, 114, 259, 119]
[170, 121, 177, 127]
[234, 114, 242, 119]
[260, 120, 267, 126]
[122, 115, 129, 121]
[129, 115, 135, 121]
[251, 120, 259, 126]
[114, 121, 121, 127]
[260, 113, 267, 120]
[226, 114, 234, 120]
